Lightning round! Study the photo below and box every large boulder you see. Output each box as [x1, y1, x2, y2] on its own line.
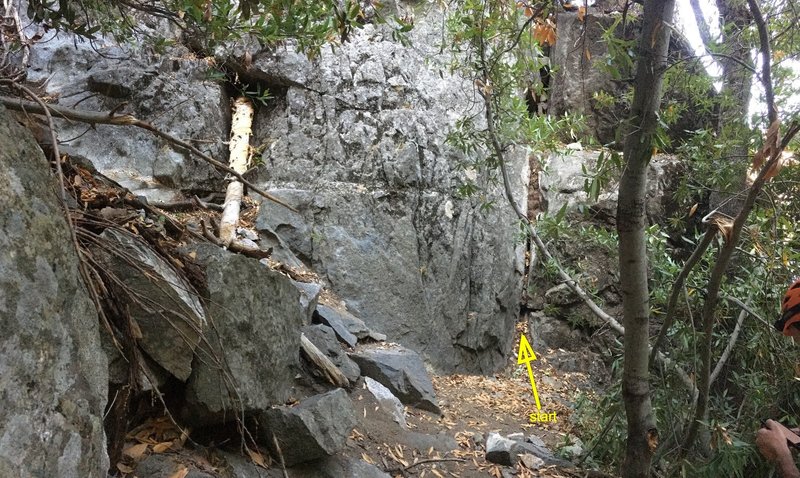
[258, 389, 357, 467]
[539, 150, 680, 220]
[247, 14, 527, 373]
[0, 106, 108, 477]
[184, 244, 304, 425]
[350, 344, 441, 414]
[25, 25, 228, 198]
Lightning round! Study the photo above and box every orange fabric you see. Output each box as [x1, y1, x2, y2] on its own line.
[783, 279, 800, 311]
[783, 315, 800, 336]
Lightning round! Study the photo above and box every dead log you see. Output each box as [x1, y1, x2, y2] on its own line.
[219, 97, 254, 246]
[300, 333, 349, 388]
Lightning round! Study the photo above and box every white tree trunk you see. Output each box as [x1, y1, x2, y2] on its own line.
[219, 97, 255, 246]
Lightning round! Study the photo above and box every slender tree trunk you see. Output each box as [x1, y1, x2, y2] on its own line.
[693, 1, 754, 454]
[617, 1, 675, 476]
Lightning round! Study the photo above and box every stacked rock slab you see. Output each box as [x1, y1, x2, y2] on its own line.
[92, 229, 205, 382]
[0, 106, 108, 477]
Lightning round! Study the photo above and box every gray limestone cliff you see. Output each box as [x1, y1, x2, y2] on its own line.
[0, 105, 109, 477]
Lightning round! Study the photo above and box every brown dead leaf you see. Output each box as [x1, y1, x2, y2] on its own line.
[362, 452, 375, 465]
[647, 428, 659, 452]
[123, 442, 149, 460]
[129, 318, 143, 340]
[577, 6, 586, 21]
[763, 158, 783, 181]
[387, 447, 409, 467]
[116, 463, 135, 474]
[708, 215, 733, 243]
[432, 469, 446, 478]
[168, 465, 189, 478]
[533, 20, 556, 46]
[688, 203, 698, 218]
[177, 428, 190, 448]
[152, 442, 172, 454]
[248, 448, 269, 469]
[766, 119, 781, 152]
[753, 148, 766, 171]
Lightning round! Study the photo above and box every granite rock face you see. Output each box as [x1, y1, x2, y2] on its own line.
[539, 150, 680, 220]
[0, 106, 109, 477]
[548, 11, 626, 145]
[22, 2, 528, 375]
[25, 24, 228, 199]
[247, 14, 527, 373]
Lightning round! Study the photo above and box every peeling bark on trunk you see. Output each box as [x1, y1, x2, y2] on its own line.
[617, 1, 675, 476]
[219, 97, 255, 246]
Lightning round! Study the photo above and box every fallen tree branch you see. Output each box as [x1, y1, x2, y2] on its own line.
[0, 95, 295, 211]
[199, 219, 271, 259]
[299, 333, 349, 388]
[149, 195, 224, 212]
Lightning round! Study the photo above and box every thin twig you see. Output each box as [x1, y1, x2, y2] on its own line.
[272, 433, 289, 478]
[650, 227, 717, 366]
[709, 305, 747, 385]
[403, 457, 466, 471]
[384, 457, 466, 473]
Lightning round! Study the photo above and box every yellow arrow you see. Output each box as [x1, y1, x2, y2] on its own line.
[517, 334, 541, 411]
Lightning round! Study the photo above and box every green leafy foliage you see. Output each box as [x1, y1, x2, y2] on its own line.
[444, 0, 590, 202]
[26, 0, 365, 54]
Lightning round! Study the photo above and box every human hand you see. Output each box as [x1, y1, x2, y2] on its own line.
[757, 419, 793, 462]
